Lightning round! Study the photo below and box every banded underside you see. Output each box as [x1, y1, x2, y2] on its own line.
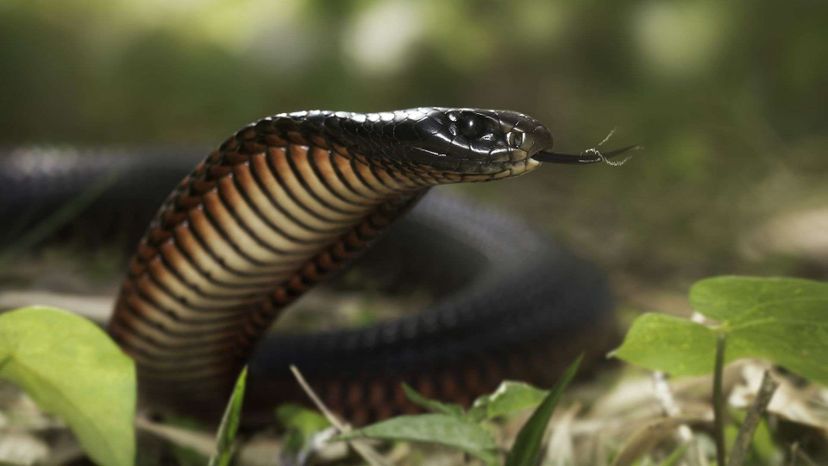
[109, 120, 434, 408]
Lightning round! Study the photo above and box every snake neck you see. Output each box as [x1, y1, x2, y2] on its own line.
[109, 116, 439, 411]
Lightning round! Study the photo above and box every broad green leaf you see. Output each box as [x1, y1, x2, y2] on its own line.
[467, 381, 548, 422]
[338, 414, 497, 463]
[276, 403, 330, 454]
[690, 276, 828, 323]
[209, 366, 247, 466]
[505, 356, 581, 466]
[0, 306, 135, 466]
[693, 276, 828, 384]
[402, 383, 465, 417]
[611, 313, 719, 375]
[614, 276, 828, 385]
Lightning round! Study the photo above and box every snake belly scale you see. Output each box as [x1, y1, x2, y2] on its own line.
[105, 108, 616, 422]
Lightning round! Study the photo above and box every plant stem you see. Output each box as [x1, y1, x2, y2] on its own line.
[713, 334, 727, 466]
[727, 371, 778, 466]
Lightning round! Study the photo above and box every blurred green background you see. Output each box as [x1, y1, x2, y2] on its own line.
[1, 0, 826, 304]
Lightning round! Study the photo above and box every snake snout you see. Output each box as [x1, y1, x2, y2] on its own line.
[524, 125, 554, 157]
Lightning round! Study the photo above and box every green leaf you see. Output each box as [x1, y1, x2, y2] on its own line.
[338, 414, 498, 463]
[276, 403, 330, 454]
[690, 276, 828, 323]
[505, 356, 581, 466]
[611, 313, 719, 376]
[693, 276, 828, 385]
[0, 306, 135, 466]
[614, 276, 828, 385]
[401, 383, 465, 417]
[467, 381, 548, 422]
[209, 366, 247, 466]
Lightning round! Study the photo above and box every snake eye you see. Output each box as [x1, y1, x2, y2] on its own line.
[506, 131, 525, 148]
[458, 114, 489, 140]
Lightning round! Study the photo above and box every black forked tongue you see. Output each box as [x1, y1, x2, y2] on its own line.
[534, 144, 640, 166]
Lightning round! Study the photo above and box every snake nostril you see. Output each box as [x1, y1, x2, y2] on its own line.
[530, 126, 554, 153]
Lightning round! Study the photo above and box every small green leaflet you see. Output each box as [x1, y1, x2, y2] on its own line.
[276, 403, 330, 454]
[338, 414, 498, 464]
[467, 381, 549, 422]
[402, 380, 550, 422]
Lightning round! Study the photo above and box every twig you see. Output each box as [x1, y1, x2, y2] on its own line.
[135, 416, 216, 456]
[651, 372, 704, 466]
[785, 442, 817, 466]
[290, 365, 392, 466]
[290, 365, 347, 431]
[713, 334, 727, 466]
[786, 443, 799, 466]
[726, 370, 779, 466]
[794, 447, 819, 466]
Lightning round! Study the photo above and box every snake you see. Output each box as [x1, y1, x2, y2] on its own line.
[1, 108, 632, 425]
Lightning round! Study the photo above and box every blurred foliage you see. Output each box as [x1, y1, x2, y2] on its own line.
[0, 0, 826, 288]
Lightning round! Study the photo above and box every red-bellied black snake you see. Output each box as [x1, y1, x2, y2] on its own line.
[1, 108, 632, 424]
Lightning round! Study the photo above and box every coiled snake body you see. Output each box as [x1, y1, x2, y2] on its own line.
[3, 108, 626, 424]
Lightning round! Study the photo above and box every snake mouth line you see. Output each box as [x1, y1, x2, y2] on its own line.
[533, 144, 640, 166]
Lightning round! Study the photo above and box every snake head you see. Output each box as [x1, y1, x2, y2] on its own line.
[387, 107, 552, 179]
[313, 108, 635, 183]
[311, 108, 549, 180]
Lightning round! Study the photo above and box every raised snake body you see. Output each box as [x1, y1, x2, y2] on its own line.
[2, 108, 623, 423]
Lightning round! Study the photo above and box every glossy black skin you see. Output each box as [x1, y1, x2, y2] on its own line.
[0, 110, 617, 424]
[264, 108, 554, 175]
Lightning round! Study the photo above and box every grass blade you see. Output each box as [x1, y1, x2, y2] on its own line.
[0, 169, 119, 265]
[505, 355, 582, 466]
[209, 366, 247, 466]
[290, 365, 392, 466]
